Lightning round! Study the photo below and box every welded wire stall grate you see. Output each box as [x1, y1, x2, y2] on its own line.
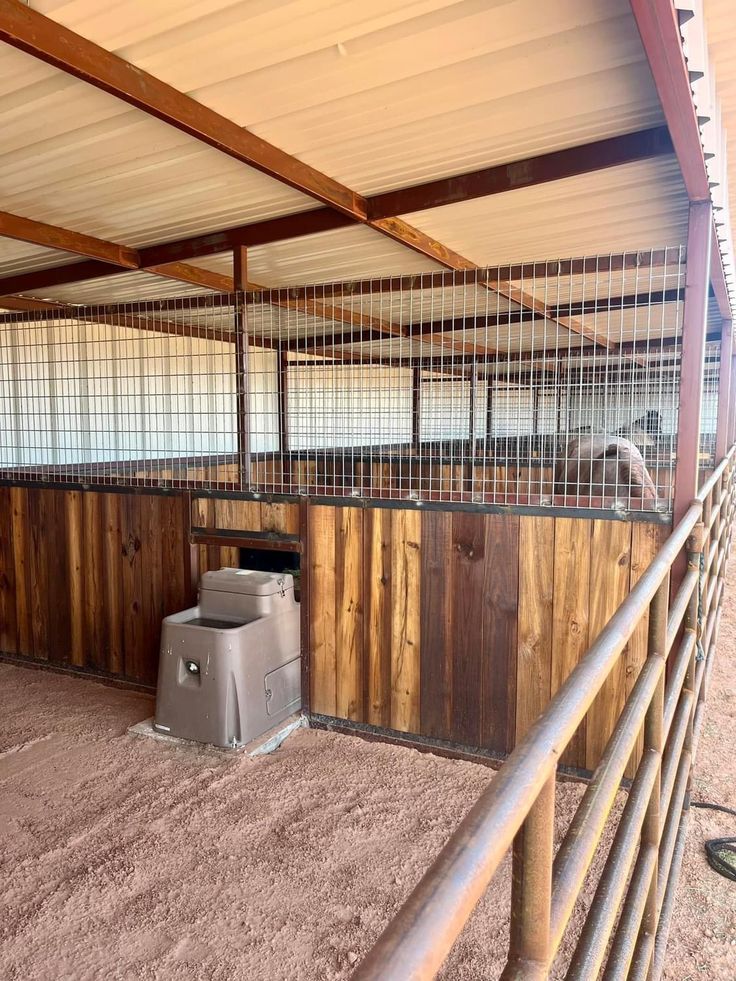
[0, 248, 706, 510]
[249, 248, 689, 511]
[699, 339, 722, 480]
[0, 300, 243, 489]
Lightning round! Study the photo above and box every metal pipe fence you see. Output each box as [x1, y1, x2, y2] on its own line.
[352, 445, 736, 980]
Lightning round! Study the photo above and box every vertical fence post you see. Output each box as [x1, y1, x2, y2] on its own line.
[502, 774, 556, 980]
[684, 521, 704, 808]
[672, 202, 712, 589]
[619, 581, 669, 980]
[729, 352, 736, 447]
[715, 320, 733, 461]
[233, 245, 251, 490]
[639, 581, 668, 954]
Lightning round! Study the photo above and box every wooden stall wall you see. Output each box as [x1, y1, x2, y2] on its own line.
[306, 504, 670, 771]
[0, 487, 192, 687]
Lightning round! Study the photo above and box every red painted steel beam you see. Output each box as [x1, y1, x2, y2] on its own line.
[0, 210, 138, 267]
[673, 201, 712, 532]
[730, 351, 736, 446]
[710, 225, 731, 320]
[138, 209, 354, 267]
[629, 0, 710, 202]
[369, 127, 673, 219]
[715, 320, 733, 460]
[0, 127, 676, 295]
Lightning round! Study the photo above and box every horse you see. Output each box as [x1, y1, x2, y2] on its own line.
[554, 434, 657, 503]
[615, 410, 662, 450]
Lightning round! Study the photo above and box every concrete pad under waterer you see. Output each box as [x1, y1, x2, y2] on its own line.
[128, 712, 306, 757]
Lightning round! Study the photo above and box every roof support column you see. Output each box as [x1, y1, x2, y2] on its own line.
[715, 321, 733, 460]
[730, 351, 736, 448]
[673, 202, 712, 527]
[233, 246, 251, 490]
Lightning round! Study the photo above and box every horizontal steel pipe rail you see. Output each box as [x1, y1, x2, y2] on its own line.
[663, 633, 696, 737]
[354, 447, 735, 981]
[649, 810, 689, 981]
[549, 656, 666, 953]
[666, 567, 698, 653]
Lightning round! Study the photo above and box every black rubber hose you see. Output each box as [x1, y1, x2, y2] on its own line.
[691, 800, 736, 882]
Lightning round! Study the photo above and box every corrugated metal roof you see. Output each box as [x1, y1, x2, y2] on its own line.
[0, 0, 683, 299]
[403, 157, 689, 266]
[0, 0, 729, 313]
[699, 0, 736, 299]
[27, 0, 663, 194]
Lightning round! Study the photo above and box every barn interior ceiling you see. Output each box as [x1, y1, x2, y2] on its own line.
[0, 0, 733, 346]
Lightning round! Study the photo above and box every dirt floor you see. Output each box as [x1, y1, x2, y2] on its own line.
[1, 568, 735, 981]
[662, 562, 736, 981]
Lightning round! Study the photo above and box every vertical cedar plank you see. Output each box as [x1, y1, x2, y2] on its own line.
[261, 502, 289, 533]
[450, 512, 486, 746]
[197, 544, 211, 577]
[103, 493, 124, 676]
[482, 514, 520, 753]
[48, 490, 71, 664]
[585, 521, 633, 770]
[284, 504, 300, 535]
[390, 509, 421, 733]
[141, 495, 164, 687]
[335, 507, 363, 720]
[516, 516, 555, 742]
[206, 544, 222, 571]
[419, 510, 453, 739]
[82, 492, 106, 671]
[10, 487, 31, 655]
[308, 506, 336, 716]
[65, 490, 85, 667]
[192, 496, 213, 528]
[219, 546, 241, 567]
[122, 494, 145, 682]
[364, 508, 392, 727]
[215, 498, 262, 531]
[625, 521, 669, 776]
[551, 518, 591, 768]
[28, 490, 49, 660]
[0, 487, 17, 655]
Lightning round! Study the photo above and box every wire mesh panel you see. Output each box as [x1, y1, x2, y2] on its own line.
[0, 301, 242, 489]
[247, 248, 690, 512]
[0, 247, 718, 512]
[698, 339, 721, 483]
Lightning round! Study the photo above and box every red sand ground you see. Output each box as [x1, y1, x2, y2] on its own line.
[1, 568, 735, 979]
